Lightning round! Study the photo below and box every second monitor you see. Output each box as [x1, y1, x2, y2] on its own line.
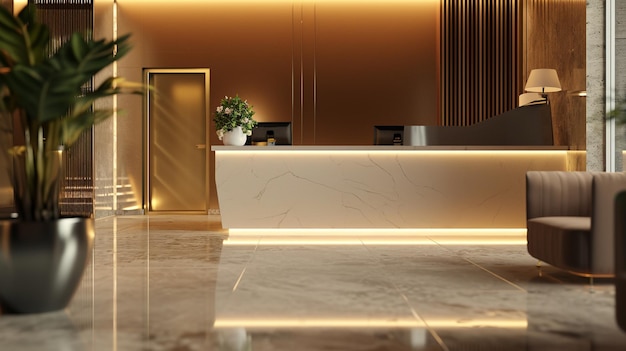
[373, 125, 404, 145]
[247, 122, 292, 145]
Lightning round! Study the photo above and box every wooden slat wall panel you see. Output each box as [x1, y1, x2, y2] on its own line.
[31, 0, 94, 217]
[441, 0, 522, 126]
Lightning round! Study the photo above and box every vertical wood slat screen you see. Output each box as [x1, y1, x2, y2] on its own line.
[31, 0, 94, 217]
[440, 0, 522, 126]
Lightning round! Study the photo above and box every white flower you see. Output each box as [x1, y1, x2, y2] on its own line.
[214, 95, 256, 138]
[246, 130, 252, 136]
[216, 129, 225, 140]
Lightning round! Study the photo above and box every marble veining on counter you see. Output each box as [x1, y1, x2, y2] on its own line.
[214, 148, 573, 228]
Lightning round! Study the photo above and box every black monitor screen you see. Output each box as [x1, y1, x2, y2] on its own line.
[374, 125, 404, 145]
[248, 122, 292, 145]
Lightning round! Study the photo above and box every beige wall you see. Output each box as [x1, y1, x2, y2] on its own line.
[586, 0, 606, 171]
[1, 0, 591, 215]
[113, 1, 440, 144]
[615, 1, 626, 171]
[306, 2, 439, 144]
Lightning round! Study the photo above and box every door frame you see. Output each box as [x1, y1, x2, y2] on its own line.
[143, 68, 211, 214]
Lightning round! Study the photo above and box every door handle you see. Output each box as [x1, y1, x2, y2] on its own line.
[195, 144, 206, 149]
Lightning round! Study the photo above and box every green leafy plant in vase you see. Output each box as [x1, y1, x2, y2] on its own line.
[214, 95, 257, 145]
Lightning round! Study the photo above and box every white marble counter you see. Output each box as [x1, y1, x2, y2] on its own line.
[213, 146, 582, 229]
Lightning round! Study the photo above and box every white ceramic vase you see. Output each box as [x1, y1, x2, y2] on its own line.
[222, 126, 247, 146]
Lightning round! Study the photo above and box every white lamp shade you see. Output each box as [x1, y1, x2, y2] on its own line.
[518, 92, 545, 106]
[525, 69, 562, 93]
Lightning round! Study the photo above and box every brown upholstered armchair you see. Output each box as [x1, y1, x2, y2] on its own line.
[525, 171, 626, 276]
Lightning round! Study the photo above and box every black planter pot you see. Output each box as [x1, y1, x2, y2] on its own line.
[0, 217, 94, 314]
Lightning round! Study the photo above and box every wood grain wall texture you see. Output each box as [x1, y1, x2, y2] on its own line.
[440, 0, 523, 126]
[0, 0, 11, 12]
[524, 0, 586, 148]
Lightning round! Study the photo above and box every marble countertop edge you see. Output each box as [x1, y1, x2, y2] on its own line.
[212, 145, 572, 151]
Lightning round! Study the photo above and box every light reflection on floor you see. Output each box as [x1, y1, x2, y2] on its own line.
[0, 215, 624, 351]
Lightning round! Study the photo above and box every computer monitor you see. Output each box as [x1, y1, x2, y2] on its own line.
[247, 122, 292, 145]
[373, 125, 404, 145]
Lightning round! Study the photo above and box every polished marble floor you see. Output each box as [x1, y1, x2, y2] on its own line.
[1, 215, 626, 350]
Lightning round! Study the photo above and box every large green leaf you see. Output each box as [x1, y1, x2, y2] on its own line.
[61, 77, 144, 146]
[0, 5, 48, 67]
[3, 31, 132, 125]
[4, 64, 83, 123]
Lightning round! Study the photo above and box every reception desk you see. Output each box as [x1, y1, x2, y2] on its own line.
[213, 146, 582, 229]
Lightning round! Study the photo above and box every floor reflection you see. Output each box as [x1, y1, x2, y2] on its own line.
[0, 310, 87, 350]
[0, 215, 625, 350]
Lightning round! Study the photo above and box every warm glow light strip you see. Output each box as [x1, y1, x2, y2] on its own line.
[224, 238, 526, 246]
[112, 1, 119, 212]
[13, 0, 27, 13]
[113, 1, 121, 345]
[213, 317, 527, 329]
[215, 149, 569, 157]
[223, 228, 527, 245]
[112, 218, 118, 351]
[118, 0, 438, 3]
[228, 228, 526, 235]
[224, 239, 526, 246]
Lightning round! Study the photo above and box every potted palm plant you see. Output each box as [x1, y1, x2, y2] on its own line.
[0, 5, 140, 313]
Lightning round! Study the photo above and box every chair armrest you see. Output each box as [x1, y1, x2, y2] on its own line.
[590, 172, 626, 272]
[526, 171, 593, 219]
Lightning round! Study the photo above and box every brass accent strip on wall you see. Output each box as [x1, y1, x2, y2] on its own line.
[440, 0, 523, 126]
